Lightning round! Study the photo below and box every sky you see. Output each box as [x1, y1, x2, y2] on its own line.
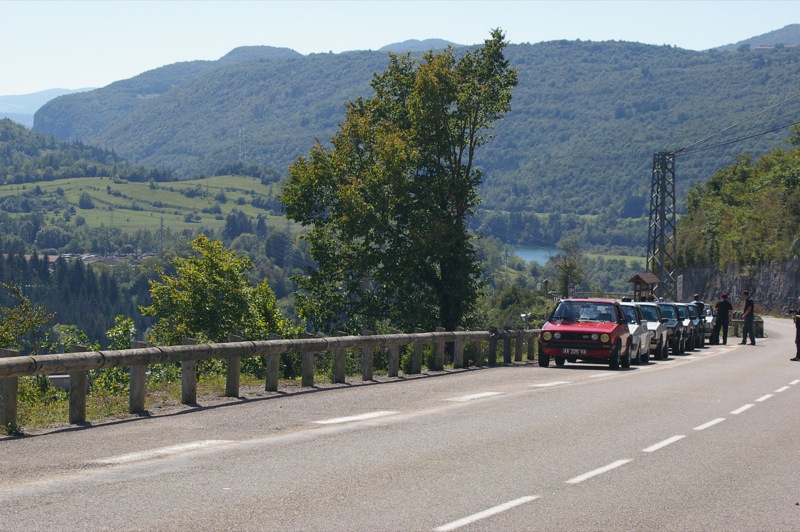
[0, 0, 796, 96]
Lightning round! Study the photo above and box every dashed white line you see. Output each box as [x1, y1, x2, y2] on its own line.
[444, 391, 504, 402]
[566, 459, 632, 484]
[92, 440, 232, 465]
[530, 381, 570, 388]
[755, 394, 773, 402]
[731, 404, 754, 415]
[642, 435, 685, 453]
[433, 496, 539, 531]
[775, 386, 790, 393]
[694, 418, 725, 431]
[313, 411, 398, 425]
[791, 379, 800, 385]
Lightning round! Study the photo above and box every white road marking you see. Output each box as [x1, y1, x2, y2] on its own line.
[565, 459, 632, 484]
[755, 394, 773, 402]
[775, 386, 790, 393]
[530, 381, 570, 387]
[694, 418, 725, 431]
[731, 404, 754, 415]
[92, 440, 232, 465]
[444, 391, 504, 402]
[434, 496, 539, 531]
[589, 373, 618, 378]
[642, 435, 686, 453]
[313, 411, 399, 425]
[790, 379, 800, 385]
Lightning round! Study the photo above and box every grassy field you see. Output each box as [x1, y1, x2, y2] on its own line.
[1, 175, 287, 234]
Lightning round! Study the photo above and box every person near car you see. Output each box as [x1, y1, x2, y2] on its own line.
[713, 292, 733, 345]
[740, 291, 756, 345]
[792, 297, 800, 361]
[692, 294, 705, 316]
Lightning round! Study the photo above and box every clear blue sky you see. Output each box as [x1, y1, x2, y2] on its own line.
[0, 0, 795, 95]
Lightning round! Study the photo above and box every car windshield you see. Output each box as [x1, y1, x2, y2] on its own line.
[658, 303, 677, 319]
[676, 305, 689, 319]
[638, 305, 660, 322]
[687, 305, 698, 318]
[621, 306, 638, 323]
[551, 301, 615, 322]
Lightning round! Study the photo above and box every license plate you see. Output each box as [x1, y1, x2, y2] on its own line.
[563, 348, 587, 355]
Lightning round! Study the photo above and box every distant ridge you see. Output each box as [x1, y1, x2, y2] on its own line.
[379, 39, 463, 53]
[714, 23, 800, 51]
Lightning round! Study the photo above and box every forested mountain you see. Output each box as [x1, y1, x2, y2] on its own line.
[30, 32, 800, 252]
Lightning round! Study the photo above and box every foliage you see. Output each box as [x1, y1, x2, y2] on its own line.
[0, 283, 53, 352]
[282, 30, 517, 333]
[677, 127, 800, 268]
[548, 235, 588, 298]
[141, 234, 299, 345]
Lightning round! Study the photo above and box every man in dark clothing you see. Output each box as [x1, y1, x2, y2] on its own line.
[714, 292, 734, 345]
[740, 291, 755, 345]
[792, 297, 800, 361]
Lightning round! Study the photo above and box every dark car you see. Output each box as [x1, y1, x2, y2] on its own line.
[686, 303, 705, 348]
[539, 298, 632, 370]
[657, 301, 685, 355]
[676, 303, 698, 351]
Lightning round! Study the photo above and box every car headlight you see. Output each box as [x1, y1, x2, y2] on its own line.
[542, 332, 552, 341]
[600, 334, 610, 343]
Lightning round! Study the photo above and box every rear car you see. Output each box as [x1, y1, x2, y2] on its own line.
[539, 298, 632, 370]
[620, 301, 653, 364]
[676, 303, 697, 351]
[657, 301, 685, 355]
[686, 303, 705, 348]
[635, 302, 669, 360]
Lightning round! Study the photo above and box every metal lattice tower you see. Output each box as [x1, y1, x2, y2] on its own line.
[647, 151, 677, 301]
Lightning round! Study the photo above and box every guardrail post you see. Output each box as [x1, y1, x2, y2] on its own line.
[333, 331, 347, 384]
[0, 348, 20, 434]
[433, 327, 445, 371]
[361, 330, 374, 381]
[302, 333, 316, 387]
[527, 332, 536, 361]
[181, 338, 197, 404]
[225, 335, 243, 397]
[514, 332, 523, 362]
[69, 344, 88, 424]
[387, 330, 401, 377]
[266, 334, 280, 392]
[129, 341, 148, 414]
[488, 330, 497, 367]
[472, 338, 483, 367]
[453, 327, 464, 369]
[502, 329, 512, 364]
[411, 328, 424, 374]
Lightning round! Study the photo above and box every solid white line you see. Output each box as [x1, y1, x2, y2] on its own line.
[444, 391, 504, 402]
[755, 394, 773, 402]
[731, 404, 754, 415]
[775, 386, 790, 393]
[529, 381, 570, 387]
[314, 411, 398, 425]
[694, 418, 725, 431]
[589, 373, 617, 378]
[92, 440, 232, 464]
[433, 496, 539, 531]
[642, 435, 685, 453]
[565, 459, 632, 484]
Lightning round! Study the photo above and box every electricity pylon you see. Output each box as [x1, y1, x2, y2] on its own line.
[646, 151, 677, 301]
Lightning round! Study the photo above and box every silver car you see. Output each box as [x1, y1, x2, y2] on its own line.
[635, 302, 670, 360]
[620, 302, 654, 365]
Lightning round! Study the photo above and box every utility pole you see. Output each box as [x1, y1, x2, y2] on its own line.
[647, 151, 677, 301]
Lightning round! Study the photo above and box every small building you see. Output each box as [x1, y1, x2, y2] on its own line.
[629, 273, 660, 301]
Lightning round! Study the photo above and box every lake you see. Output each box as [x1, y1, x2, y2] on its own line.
[514, 245, 557, 265]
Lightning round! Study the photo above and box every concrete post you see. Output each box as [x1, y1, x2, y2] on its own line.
[265, 334, 280, 392]
[333, 331, 347, 384]
[361, 330, 374, 381]
[226, 335, 243, 398]
[411, 328, 424, 374]
[514, 333, 523, 362]
[181, 338, 197, 405]
[302, 333, 316, 387]
[129, 341, 148, 414]
[387, 330, 401, 377]
[453, 327, 464, 369]
[503, 330, 512, 364]
[433, 327, 446, 371]
[488, 331, 498, 367]
[527, 332, 536, 361]
[69, 344, 88, 424]
[0, 348, 19, 434]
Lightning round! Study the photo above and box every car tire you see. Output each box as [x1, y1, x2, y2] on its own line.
[538, 354, 550, 367]
[641, 350, 650, 364]
[632, 343, 641, 365]
[555, 356, 566, 367]
[662, 341, 670, 359]
[609, 343, 621, 370]
[655, 340, 664, 360]
[621, 343, 631, 369]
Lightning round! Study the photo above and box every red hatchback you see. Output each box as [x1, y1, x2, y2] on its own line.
[538, 298, 632, 370]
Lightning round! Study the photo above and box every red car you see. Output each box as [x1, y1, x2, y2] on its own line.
[538, 298, 632, 370]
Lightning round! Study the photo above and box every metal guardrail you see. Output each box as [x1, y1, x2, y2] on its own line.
[0, 328, 539, 433]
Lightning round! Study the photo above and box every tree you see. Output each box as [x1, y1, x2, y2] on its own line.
[140, 234, 296, 345]
[549, 236, 587, 298]
[281, 29, 517, 333]
[0, 283, 54, 353]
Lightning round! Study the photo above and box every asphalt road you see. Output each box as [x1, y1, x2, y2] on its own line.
[1, 317, 799, 531]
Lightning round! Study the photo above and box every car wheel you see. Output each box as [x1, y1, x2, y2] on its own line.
[641, 350, 650, 364]
[662, 340, 670, 359]
[538, 353, 550, 367]
[655, 340, 664, 360]
[632, 343, 642, 365]
[609, 343, 621, 370]
[621, 343, 631, 369]
[555, 356, 566, 367]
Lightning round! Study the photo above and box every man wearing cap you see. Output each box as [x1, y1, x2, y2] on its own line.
[740, 291, 756, 345]
[792, 296, 800, 361]
[714, 292, 734, 345]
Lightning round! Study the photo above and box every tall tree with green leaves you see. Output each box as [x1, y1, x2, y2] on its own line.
[549, 236, 587, 298]
[0, 283, 53, 353]
[281, 29, 517, 333]
[141, 234, 297, 345]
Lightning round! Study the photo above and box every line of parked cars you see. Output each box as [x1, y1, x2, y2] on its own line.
[538, 297, 717, 370]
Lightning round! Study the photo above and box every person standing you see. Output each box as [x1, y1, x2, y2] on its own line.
[740, 290, 755, 345]
[714, 292, 734, 345]
[792, 297, 800, 361]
